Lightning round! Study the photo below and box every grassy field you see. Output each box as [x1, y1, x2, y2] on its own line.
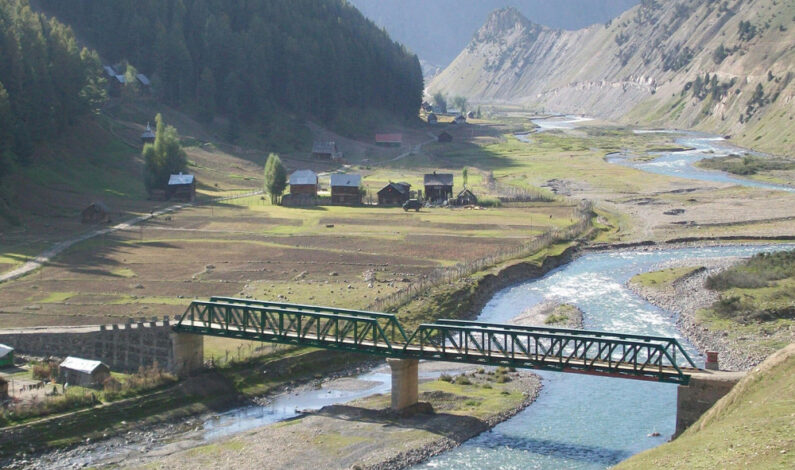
[616, 344, 794, 469]
[630, 266, 704, 289]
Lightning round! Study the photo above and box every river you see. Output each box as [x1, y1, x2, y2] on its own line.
[412, 244, 792, 469]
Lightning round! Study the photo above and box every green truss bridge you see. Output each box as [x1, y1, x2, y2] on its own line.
[173, 297, 700, 392]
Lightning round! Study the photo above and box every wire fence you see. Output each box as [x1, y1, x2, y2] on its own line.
[368, 200, 594, 313]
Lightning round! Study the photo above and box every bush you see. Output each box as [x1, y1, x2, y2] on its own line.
[31, 361, 57, 381]
[453, 375, 472, 386]
[439, 373, 453, 382]
[706, 250, 795, 291]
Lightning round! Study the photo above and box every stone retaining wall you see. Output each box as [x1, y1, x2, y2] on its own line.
[0, 317, 179, 372]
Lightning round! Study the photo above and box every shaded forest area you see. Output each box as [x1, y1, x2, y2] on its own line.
[38, 0, 424, 129]
[0, 0, 107, 179]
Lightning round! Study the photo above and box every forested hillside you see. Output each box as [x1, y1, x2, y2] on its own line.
[38, 0, 424, 127]
[0, 0, 106, 179]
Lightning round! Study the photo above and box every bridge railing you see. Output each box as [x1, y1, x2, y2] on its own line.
[177, 301, 401, 354]
[404, 322, 692, 383]
[435, 319, 698, 369]
[209, 297, 410, 344]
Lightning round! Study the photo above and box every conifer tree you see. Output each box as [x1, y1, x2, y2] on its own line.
[263, 153, 287, 204]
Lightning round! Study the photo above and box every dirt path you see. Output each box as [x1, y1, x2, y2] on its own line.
[0, 191, 261, 285]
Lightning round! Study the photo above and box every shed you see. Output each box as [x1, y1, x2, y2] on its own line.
[141, 123, 155, 144]
[424, 172, 454, 203]
[330, 174, 362, 205]
[81, 201, 111, 224]
[454, 115, 466, 124]
[377, 182, 411, 206]
[0, 344, 14, 369]
[167, 173, 196, 202]
[467, 111, 475, 119]
[312, 141, 342, 160]
[455, 188, 478, 206]
[59, 356, 110, 387]
[375, 133, 402, 147]
[438, 131, 453, 143]
[427, 113, 438, 124]
[289, 170, 319, 196]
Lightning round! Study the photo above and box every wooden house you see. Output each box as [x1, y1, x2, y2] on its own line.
[141, 123, 155, 144]
[375, 133, 402, 147]
[454, 114, 467, 124]
[312, 141, 342, 160]
[438, 131, 453, 143]
[455, 188, 478, 206]
[330, 174, 362, 205]
[377, 182, 411, 206]
[427, 113, 438, 124]
[289, 170, 318, 196]
[81, 201, 111, 224]
[167, 173, 196, 202]
[0, 344, 14, 369]
[424, 172, 454, 203]
[59, 357, 110, 387]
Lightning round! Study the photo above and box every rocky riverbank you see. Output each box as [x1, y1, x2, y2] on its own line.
[511, 300, 584, 329]
[627, 257, 780, 371]
[118, 364, 542, 470]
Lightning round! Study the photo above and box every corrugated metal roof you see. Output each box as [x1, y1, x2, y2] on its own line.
[141, 123, 155, 139]
[136, 73, 151, 86]
[375, 133, 402, 143]
[379, 182, 410, 195]
[312, 141, 337, 154]
[168, 173, 194, 185]
[330, 174, 361, 188]
[60, 356, 106, 374]
[0, 343, 13, 358]
[103, 65, 116, 77]
[289, 170, 318, 186]
[114, 74, 126, 84]
[424, 173, 454, 186]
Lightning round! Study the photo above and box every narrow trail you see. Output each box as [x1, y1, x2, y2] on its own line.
[0, 191, 261, 285]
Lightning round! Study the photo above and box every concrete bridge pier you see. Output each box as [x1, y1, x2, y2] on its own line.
[387, 358, 419, 410]
[171, 332, 204, 377]
[675, 369, 745, 437]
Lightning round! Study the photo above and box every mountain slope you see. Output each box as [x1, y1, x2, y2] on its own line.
[430, 0, 795, 154]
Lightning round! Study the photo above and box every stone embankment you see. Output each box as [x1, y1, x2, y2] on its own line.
[627, 258, 767, 371]
[0, 317, 178, 372]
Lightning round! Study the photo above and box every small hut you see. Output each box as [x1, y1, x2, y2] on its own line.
[0, 344, 14, 369]
[81, 202, 111, 224]
[438, 131, 453, 143]
[377, 182, 411, 206]
[167, 173, 196, 202]
[455, 188, 478, 206]
[375, 133, 403, 147]
[141, 123, 155, 144]
[59, 357, 110, 387]
[289, 170, 319, 196]
[424, 172, 454, 203]
[312, 141, 341, 160]
[427, 113, 438, 124]
[330, 174, 362, 205]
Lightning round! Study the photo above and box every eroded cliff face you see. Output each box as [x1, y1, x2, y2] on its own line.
[430, 0, 795, 154]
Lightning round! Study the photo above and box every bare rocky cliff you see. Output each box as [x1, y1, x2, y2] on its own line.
[429, 0, 795, 154]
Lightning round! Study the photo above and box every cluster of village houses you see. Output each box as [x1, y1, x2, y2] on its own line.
[0, 343, 110, 401]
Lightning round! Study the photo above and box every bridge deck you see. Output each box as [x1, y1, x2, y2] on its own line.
[175, 298, 699, 384]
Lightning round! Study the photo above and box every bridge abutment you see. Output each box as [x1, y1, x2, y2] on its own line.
[675, 370, 745, 437]
[387, 358, 419, 410]
[171, 332, 204, 377]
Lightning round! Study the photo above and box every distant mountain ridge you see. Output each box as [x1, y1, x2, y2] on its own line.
[430, 0, 795, 154]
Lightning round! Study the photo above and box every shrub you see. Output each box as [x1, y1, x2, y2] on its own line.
[439, 373, 453, 383]
[454, 375, 472, 386]
[31, 360, 57, 381]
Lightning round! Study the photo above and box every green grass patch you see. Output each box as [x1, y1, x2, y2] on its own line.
[631, 266, 704, 289]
